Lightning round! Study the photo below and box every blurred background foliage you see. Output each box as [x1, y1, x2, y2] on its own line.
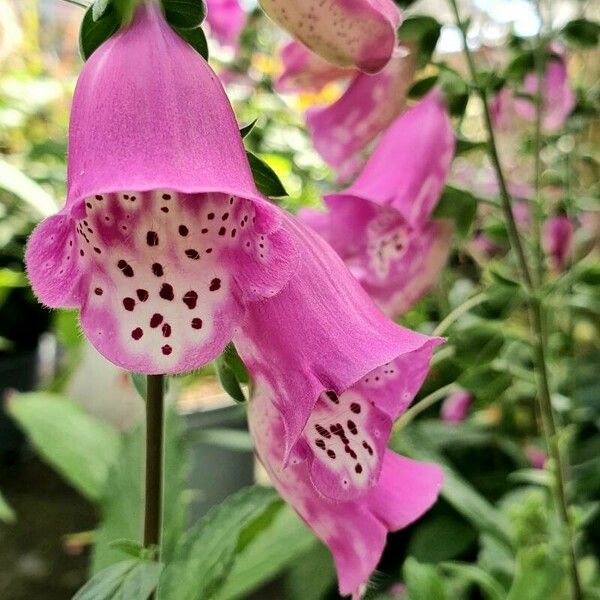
[0, 0, 599, 599]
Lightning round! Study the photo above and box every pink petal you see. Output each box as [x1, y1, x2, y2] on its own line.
[25, 4, 295, 374]
[306, 50, 416, 180]
[275, 40, 354, 93]
[259, 0, 401, 73]
[249, 384, 443, 598]
[323, 89, 455, 228]
[205, 0, 247, 48]
[440, 390, 472, 423]
[234, 213, 442, 465]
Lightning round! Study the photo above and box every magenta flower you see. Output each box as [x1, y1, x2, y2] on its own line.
[259, 0, 401, 73]
[300, 90, 455, 316]
[25, 4, 295, 374]
[440, 390, 472, 423]
[306, 49, 416, 180]
[205, 0, 247, 48]
[275, 40, 353, 93]
[543, 214, 574, 271]
[238, 215, 444, 597]
[525, 446, 547, 470]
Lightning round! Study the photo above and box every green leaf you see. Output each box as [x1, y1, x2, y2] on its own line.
[172, 26, 208, 60]
[451, 321, 505, 366]
[161, 0, 205, 28]
[160, 486, 280, 600]
[398, 16, 441, 66]
[438, 69, 470, 117]
[408, 76, 439, 100]
[408, 515, 476, 563]
[506, 544, 565, 600]
[109, 539, 146, 559]
[246, 152, 288, 198]
[455, 136, 487, 155]
[459, 366, 512, 403]
[504, 52, 535, 82]
[79, 3, 120, 61]
[73, 559, 161, 600]
[392, 425, 513, 550]
[214, 504, 318, 600]
[440, 562, 506, 600]
[91, 408, 186, 572]
[214, 349, 247, 404]
[240, 119, 258, 139]
[0, 489, 15, 524]
[129, 373, 147, 399]
[92, 0, 111, 21]
[7, 393, 120, 502]
[433, 185, 478, 238]
[193, 428, 254, 452]
[285, 543, 336, 600]
[562, 19, 600, 48]
[403, 557, 447, 600]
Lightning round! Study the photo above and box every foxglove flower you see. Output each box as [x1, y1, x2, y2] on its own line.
[525, 446, 547, 469]
[543, 214, 573, 271]
[25, 3, 295, 374]
[301, 90, 455, 316]
[205, 0, 246, 48]
[238, 215, 444, 597]
[440, 390, 472, 423]
[259, 0, 401, 73]
[306, 49, 416, 180]
[275, 40, 352, 93]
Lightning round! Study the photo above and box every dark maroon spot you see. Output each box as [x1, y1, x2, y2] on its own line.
[80, 250, 84, 256]
[130, 196, 136, 201]
[161, 323, 172, 338]
[118, 259, 134, 277]
[327, 450, 336, 459]
[83, 220, 88, 226]
[205, 248, 213, 254]
[231, 229, 237, 238]
[245, 242, 250, 248]
[344, 445, 357, 459]
[315, 424, 331, 439]
[222, 212, 229, 221]
[362, 441, 373, 456]
[159, 283, 174, 301]
[131, 328, 143, 340]
[124, 194, 129, 199]
[355, 464, 363, 474]
[259, 243, 264, 248]
[121, 225, 128, 231]
[218, 227, 226, 236]
[209, 278, 221, 291]
[147, 231, 159, 246]
[152, 263, 164, 277]
[94, 247, 101, 254]
[326, 391, 339, 404]
[350, 403, 361, 414]
[123, 297, 135, 311]
[185, 249, 200, 260]
[183, 290, 198, 309]
[191, 318, 203, 329]
[179, 225, 189, 236]
[150, 313, 164, 328]
[136, 289, 149, 302]
[69, 240, 73, 246]
[347, 420, 358, 435]
[229, 197, 234, 205]
[94, 287, 103, 296]
[162, 193, 171, 200]
[95, 195, 103, 200]
[161, 207, 169, 213]
[201, 228, 208, 234]
[315, 439, 326, 450]
[207, 212, 215, 220]
[161, 345, 172, 356]
[86, 202, 92, 208]
[105, 216, 110, 221]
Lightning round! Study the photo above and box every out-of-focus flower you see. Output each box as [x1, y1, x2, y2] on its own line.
[440, 390, 472, 423]
[259, 0, 401, 73]
[306, 48, 416, 181]
[239, 215, 443, 599]
[205, 0, 247, 48]
[26, 3, 295, 374]
[525, 445, 547, 469]
[543, 214, 574, 271]
[0, 0, 21, 63]
[300, 90, 455, 316]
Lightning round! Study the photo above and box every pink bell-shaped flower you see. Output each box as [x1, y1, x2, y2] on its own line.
[205, 0, 247, 48]
[300, 89, 455, 316]
[239, 214, 444, 597]
[306, 48, 416, 181]
[543, 214, 574, 271]
[440, 390, 472, 423]
[26, 4, 295, 374]
[259, 0, 401, 73]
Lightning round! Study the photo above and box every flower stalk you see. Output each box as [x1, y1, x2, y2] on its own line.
[144, 373, 164, 592]
[447, 1, 582, 597]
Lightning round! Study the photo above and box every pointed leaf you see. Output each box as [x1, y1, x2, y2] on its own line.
[246, 152, 288, 198]
[0, 490, 15, 524]
[161, 0, 205, 28]
[173, 26, 208, 60]
[240, 120, 258, 139]
[79, 3, 120, 61]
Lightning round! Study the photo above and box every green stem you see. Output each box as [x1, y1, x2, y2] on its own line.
[447, 2, 582, 598]
[433, 292, 488, 336]
[144, 374, 164, 599]
[394, 383, 459, 430]
[60, 0, 90, 8]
